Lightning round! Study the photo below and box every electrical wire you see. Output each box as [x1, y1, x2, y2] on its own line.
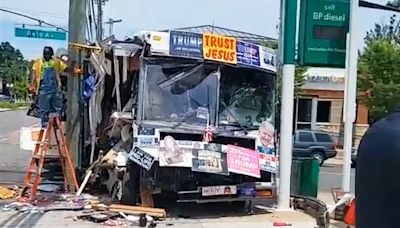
[85, 0, 92, 41]
[0, 8, 68, 32]
[86, 0, 93, 41]
[0, 6, 68, 20]
[91, 0, 98, 35]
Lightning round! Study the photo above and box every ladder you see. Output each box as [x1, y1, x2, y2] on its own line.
[19, 113, 80, 201]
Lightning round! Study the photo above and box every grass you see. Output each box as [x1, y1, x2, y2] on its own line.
[0, 101, 30, 110]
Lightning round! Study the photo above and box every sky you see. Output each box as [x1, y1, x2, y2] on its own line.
[0, 0, 396, 60]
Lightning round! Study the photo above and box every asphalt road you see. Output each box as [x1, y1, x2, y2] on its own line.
[0, 109, 354, 195]
[0, 109, 38, 184]
[319, 163, 356, 194]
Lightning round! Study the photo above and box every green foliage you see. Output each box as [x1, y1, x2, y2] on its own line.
[364, 14, 400, 44]
[261, 40, 307, 97]
[0, 101, 29, 109]
[294, 65, 307, 95]
[358, 14, 400, 122]
[0, 42, 29, 99]
[358, 39, 400, 121]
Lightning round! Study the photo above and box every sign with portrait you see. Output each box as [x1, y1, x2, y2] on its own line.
[158, 136, 196, 167]
[260, 46, 277, 72]
[257, 121, 275, 148]
[192, 149, 229, 175]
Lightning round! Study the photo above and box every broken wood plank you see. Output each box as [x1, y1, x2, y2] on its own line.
[113, 54, 122, 112]
[122, 56, 128, 83]
[108, 208, 165, 218]
[108, 204, 166, 215]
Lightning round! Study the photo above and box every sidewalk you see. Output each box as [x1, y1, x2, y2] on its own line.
[324, 157, 344, 166]
[0, 107, 28, 112]
[0, 210, 318, 228]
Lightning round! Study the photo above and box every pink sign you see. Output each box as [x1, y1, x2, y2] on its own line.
[227, 145, 261, 178]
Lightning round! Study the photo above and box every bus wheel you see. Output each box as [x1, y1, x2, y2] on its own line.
[121, 164, 139, 205]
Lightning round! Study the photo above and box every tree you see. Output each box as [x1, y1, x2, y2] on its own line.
[364, 14, 400, 44]
[0, 42, 29, 99]
[261, 41, 307, 98]
[358, 39, 400, 121]
[358, 15, 400, 122]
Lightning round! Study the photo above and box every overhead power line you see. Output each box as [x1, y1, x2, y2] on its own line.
[0, 8, 68, 32]
[0, 6, 68, 20]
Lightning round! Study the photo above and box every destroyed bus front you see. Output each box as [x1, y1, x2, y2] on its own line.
[130, 55, 277, 203]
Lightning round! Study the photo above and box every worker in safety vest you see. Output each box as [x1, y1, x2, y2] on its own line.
[30, 47, 67, 128]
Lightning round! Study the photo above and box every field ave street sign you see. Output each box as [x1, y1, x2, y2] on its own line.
[15, 28, 67, 41]
[299, 0, 350, 68]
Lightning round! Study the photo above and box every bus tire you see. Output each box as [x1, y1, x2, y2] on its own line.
[121, 164, 139, 205]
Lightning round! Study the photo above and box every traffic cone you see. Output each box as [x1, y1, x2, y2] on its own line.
[343, 199, 356, 225]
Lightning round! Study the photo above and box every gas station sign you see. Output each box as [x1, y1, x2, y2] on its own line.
[299, 0, 350, 68]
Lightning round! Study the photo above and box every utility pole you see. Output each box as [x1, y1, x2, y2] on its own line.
[278, 0, 297, 209]
[67, 0, 86, 171]
[97, 0, 103, 41]
[342, 0, 358, 192]
[105, 18, 122, 37]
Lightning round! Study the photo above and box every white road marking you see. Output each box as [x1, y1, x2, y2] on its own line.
[320, 171, 355, 176]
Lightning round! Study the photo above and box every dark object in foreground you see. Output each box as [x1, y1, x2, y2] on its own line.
[291, 195, 329, 228]
[356, 110, 400, 227]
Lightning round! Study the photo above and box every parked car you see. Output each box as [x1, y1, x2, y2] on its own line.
[0, 94, 12, 101]
[293, 129, 337, 166]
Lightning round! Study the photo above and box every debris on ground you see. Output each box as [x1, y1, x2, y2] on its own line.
[0, 186, 18, 199]
[108, 204, 166, 218]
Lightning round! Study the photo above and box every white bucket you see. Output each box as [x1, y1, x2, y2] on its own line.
[20, 123, 66, 156]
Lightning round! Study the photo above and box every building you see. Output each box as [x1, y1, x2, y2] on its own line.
[295, 67, 369, 146]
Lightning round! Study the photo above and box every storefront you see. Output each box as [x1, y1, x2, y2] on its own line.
[295, 67, 369, 146]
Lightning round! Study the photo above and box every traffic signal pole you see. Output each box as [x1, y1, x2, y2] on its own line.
[278, 0, 297, 209]
[342, 0, 358, 192]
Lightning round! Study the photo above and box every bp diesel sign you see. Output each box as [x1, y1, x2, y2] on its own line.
[299, 0, 349, 68]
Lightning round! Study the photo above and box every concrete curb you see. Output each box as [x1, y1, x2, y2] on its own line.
[324, 158, 344, 166]
[0, 107, 28, 112]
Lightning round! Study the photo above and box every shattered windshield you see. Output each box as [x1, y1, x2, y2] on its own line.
[219, 66, 275, 129]
[142, 58, 218, 127]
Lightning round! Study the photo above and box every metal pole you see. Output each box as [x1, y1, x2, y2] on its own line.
[67, 0, 86, 171]
[108, 18, 113, 36]
[342, 0, 358, 192]
[105, 18, 122, 37]
[97, 0, 103, 41]
[278, 0, 297, 209]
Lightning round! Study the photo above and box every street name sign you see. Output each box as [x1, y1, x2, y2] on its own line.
[299, 0, 350, 68]
[15, 28, 67, 41]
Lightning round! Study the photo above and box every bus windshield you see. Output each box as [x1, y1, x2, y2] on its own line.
[141, 58, 218, 128]
[218, 66, 276, 129]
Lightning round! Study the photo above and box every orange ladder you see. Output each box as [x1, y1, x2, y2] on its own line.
[19, 113, 80, 201]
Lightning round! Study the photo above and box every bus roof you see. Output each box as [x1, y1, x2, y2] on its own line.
[131, 30, 277, 73]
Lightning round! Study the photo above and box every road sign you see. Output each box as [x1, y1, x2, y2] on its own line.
[15, 28, 66, 41]
[299, 0, 350, 68]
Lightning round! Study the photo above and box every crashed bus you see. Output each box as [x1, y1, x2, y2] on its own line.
[23, 29, 279, 208]
[103, 30, 280, 207]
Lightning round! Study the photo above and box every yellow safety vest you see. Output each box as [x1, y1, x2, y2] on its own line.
[32, 58, 67, 94]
